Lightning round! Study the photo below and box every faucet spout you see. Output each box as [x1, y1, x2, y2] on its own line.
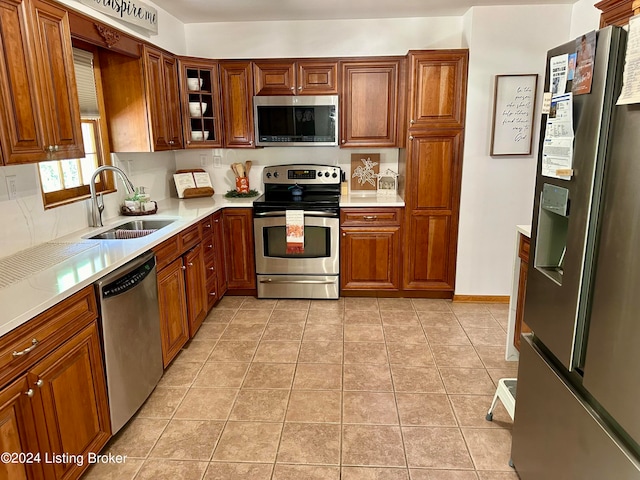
[90, 166, 136, 227]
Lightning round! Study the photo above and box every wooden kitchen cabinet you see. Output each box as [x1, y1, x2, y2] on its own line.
[183, 243, 207, 337]
[403, 131, 464, 292]
[0, 0, 84, 165]
[179, 57, 223, 147]
[156, 256, 189, 367]
[223, 208, 256, 292]
[201, 212, 227, 310]
[154, 224, 207, 366]
[219, 60, 254, 147]
[99, 45, 183, 152]
[0, 286, 110, 480]
[340, 208, 402, 292]
[142, 45, 183, 150]
[339, 58, 404, 147]
[401, 50, 468, 296]
[30, 322, 111, 480]
[0, 377, 43, 479]
[406, 50, 468, 130]
[514, 233, 532, 350]
[254, 59, 338, 95]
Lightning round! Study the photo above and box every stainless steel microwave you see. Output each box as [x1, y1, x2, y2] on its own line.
[253, 95, 338, 146]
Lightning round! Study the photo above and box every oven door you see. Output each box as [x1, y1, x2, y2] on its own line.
[254, 211, 339, 275]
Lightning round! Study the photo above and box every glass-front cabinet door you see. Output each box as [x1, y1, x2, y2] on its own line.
[178, 58, 223, 148]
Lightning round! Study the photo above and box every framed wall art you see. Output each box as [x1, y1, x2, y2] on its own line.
[490, 74, 538, 156]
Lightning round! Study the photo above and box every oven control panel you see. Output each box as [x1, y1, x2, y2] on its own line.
[263, 164, 341, 184]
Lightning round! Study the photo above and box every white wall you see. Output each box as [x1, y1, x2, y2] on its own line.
[570, 0, 602, 38]
[185, 17, 464, 58]
[455, 4, 574, 296]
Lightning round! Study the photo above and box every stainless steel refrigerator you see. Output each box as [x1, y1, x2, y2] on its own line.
[511, 25, 640, 478]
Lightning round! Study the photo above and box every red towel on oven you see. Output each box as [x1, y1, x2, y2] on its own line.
[286, 210, 304, 254]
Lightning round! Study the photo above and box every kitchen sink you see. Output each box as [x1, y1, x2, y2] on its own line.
[87, 220, 175, 240]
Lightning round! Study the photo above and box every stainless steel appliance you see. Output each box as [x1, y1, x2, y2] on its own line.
[94, 251, 163, 434]
[511, 26, 640, 478]
[253, 96, 339, 146]
[253, 164, 341, 298]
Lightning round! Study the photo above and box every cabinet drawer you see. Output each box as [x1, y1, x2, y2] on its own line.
[205, 257, 216, 282]
[341, 208, 402, 226]
[201, 215, 214, 236]
[180, 223, 203, 251]
[206, 276, 218, 309]
[0, 286, 97, 387]
[519, 234, 530, 263]
[153, 234, 181, 270]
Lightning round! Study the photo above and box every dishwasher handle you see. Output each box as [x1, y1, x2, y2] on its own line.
[101, 254, 156, 299]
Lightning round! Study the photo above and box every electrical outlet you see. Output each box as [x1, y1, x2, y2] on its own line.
[200, 153, 213, 167]
[6, 175, 17, 200]
[213, 155, 222, 168]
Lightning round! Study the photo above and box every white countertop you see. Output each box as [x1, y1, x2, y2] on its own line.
[340, 193, 405, 207]
[517, 224, 532, 238]
[0, 195, 254, 338]
[0, 193, 405, 337]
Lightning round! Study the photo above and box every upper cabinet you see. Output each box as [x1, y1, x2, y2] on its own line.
[143, 45, 183, 150]
[407, 50, 468, 130]
[179, 57, 223, 148]
[99, 45, 183, 152]
[220, 60, 255, 148]
[339, 58, 405, 148]
[0, 0, 84, 165]
[254, 59, 338, 95]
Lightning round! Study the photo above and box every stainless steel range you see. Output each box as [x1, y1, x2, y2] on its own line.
[253, 164, 341, 299]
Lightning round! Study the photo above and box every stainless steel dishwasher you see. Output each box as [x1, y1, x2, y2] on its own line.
[95, 251, 163, 434]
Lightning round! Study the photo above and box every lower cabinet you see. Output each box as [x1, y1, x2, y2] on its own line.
[154, 225, 207, 367]
[156, 256, 190, 367]
[201, 211, 228, 310]
[0, 286, 110, 480]
[183, 243, 207, 336]
[223, 208, 256, 292]
[340, 208, 403, 292]
[514, 233, 531, 351]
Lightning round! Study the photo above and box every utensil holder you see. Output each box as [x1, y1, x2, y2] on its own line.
[236, 177, 249, 194]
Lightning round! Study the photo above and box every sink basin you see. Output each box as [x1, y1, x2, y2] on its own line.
[87, 220, 175, 240]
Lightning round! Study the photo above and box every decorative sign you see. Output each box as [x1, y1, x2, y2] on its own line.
[351, 154, 380, 191]
[490, 74, 538, 156]
[76, 0, 158, 34]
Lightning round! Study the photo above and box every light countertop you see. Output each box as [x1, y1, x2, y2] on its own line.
[340, 193, 404, 207]
[0, 195, 253, 338]
[0, 194, 404, 337]
[517, 224, 532, 238]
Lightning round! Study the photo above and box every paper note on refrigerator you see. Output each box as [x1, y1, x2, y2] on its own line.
[541, 93, 574, 180]
[618, 15, 640, 105]
[550, 54, 569, 96]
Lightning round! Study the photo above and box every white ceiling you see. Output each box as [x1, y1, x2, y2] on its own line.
[151, 0, 577, 23]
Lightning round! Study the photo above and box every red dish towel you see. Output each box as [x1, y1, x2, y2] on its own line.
[286, 210, 304, 254]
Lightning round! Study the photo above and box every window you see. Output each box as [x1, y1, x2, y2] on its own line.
[38, 46, 114, 208]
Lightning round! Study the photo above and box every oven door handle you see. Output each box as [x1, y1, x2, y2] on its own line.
[259, 278, 338, 285]
[254, 211, 338, 218]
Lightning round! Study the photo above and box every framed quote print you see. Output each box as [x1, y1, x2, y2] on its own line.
[490, 74, 538, 156]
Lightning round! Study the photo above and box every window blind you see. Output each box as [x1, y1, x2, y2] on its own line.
[72, 48, 100, 118]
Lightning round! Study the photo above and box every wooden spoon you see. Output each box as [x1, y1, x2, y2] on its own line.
[236, 162, 245, 178]
[245, 160, 252, 177]
[230, 163, 239, 177]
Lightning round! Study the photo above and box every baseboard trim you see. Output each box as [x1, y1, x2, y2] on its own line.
[453, 295, 510, 304]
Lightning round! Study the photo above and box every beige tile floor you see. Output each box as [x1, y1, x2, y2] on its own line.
[84, 297, 520, 480]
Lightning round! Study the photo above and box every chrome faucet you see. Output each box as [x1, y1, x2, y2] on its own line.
[89, 165, 136, 227]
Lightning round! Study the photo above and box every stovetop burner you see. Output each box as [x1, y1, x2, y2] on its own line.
[253, 164, 341, 213]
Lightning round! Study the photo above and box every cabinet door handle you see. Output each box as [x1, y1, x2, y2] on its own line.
[410, 119, 415, 124]
[362, 215, 378, 220]
[181, 265, 187, 270]
[290, 86, 295, 91]
[209, 292, 217, 296]
[342, 232, 346, 237]
[187, 262, 194, 267]
[297, 86, 303, 90]
[214, 219, 219, 223]
[36, 379, 44, 388]
[409, 135, 414, 140]
[25, 389, 34, 398]
[208, 267, 214, 271]
[341, 140, 346, 144]
[205, 224, 211, 229]
[208, 244, 213, 249]
[13, 339, 39, 357]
